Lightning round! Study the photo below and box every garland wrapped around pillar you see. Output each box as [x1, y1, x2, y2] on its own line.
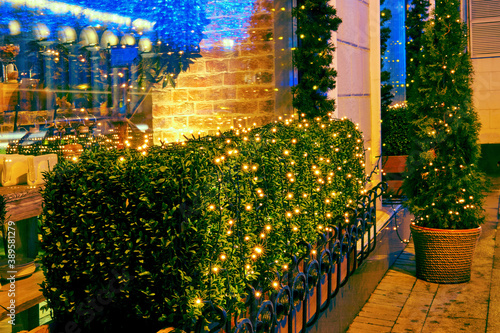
[292, 0, 341, 120]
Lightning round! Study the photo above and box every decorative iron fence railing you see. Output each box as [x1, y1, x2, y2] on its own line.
[186, 181, 386, 333]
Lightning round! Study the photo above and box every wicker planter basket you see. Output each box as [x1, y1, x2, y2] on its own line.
[410, 224, 481, 284]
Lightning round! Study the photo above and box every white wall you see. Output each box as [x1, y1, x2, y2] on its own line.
[472, 57, 500, 144]
[335, 0, 381, 183]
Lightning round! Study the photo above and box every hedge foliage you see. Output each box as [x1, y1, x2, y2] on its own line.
[381, 104, 411, 156]
[40, 117, 366, 332]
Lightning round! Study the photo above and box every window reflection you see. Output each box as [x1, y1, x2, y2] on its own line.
[0, 0, 293, 155]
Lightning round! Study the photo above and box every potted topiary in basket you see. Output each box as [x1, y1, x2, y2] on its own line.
[401, 0, 488, 283]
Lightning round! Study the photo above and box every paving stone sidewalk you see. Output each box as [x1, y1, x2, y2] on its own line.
[347, 179, 500, 333]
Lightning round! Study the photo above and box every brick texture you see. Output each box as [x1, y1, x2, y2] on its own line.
[152, 0, 277, 144]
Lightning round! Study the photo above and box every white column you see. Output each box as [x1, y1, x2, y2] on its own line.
[369, 0, 382, 191]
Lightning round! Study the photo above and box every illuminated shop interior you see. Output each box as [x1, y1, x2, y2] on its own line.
[0, 0, 293, 154]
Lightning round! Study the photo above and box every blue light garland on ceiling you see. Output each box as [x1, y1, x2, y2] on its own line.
[0, 0, 257, 50]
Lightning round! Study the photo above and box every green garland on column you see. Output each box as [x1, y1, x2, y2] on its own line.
[292, 0, 341, 120]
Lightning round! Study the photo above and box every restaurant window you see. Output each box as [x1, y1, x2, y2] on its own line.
[0, 0, 294, 152]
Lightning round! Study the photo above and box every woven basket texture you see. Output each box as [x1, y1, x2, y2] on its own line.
[410, 224, 481, 284]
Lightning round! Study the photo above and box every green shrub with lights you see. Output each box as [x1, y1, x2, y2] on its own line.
[381, 103, 411, 156]
[40, 117, 367, 332]
[402, 0, 487, 229]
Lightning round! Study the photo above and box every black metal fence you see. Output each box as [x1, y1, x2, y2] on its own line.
[190, 182, 386, 333]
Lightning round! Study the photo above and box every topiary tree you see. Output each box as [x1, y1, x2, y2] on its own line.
[402, 0, 487, 229]
[292, 0, 342, 120]
[405, 0, 430, 101]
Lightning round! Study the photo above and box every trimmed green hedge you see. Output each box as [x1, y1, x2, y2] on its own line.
[381, 104, 411, 156]
[40, 117, 366, 332]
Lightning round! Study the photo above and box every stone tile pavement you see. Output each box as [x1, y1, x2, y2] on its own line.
[347, 178, 500, 333]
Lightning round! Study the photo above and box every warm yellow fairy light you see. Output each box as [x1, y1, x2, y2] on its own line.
[220, 254, 227, 260]
[287, 193, 293, 199]
[255, 291, 261, 297]
[292, 226, 298, 231]
[228, 219, 234, 225]
[195, 298, 202, 304]
[208, 204, 216, 210]
[246, 264, 251, 270]
[273, 281, 279, 288]
[213, 267, 219, 273]
[246, 205, 252, 211]
[283, 264, 288, 270]
[245, 236, 250, 241]
[265, 225, 271, 231]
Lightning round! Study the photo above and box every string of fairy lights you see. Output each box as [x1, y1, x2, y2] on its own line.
[146, 114, 369, 306]
[403, 0, 485, 228]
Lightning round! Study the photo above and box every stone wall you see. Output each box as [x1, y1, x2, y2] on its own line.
[152, 0, 281, 144]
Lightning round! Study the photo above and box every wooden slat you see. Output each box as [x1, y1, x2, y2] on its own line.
[0, 270, 45, 321]
[382, 156, 407, 174]
[0, 185, 43, 222]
